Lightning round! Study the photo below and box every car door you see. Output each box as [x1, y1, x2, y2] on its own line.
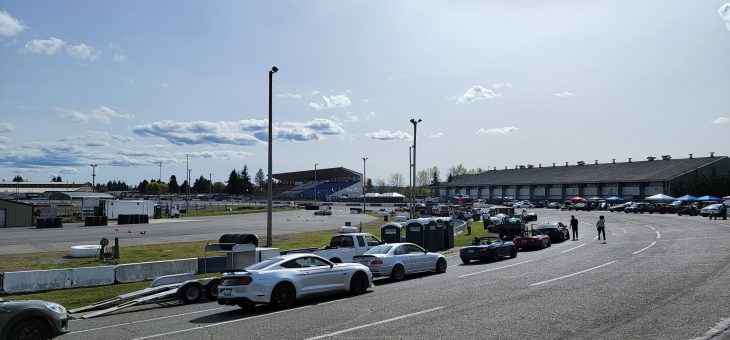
[393, 245, 414, 273]
[406, 244, 430, 272]
[296, 257, 346, 294]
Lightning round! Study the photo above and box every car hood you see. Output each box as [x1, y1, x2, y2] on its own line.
[0, 300, 67, 314]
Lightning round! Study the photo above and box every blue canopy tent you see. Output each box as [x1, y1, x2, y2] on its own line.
[605, 196, 624, 201]
[676, 195, 697, 201]
[695, 195, 721, 201]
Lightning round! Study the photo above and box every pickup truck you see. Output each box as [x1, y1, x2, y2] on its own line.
[486, 216, 527, 241]
[281, 227, 384, 263]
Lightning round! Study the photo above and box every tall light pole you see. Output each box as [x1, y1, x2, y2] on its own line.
[314, 163, 318, 203]
[209, 173, 212, 196]
[90, 164, 97, 192]
[409, 146, 413, 209]
[158, 161, 162, 182]
[362, 157, 367, 212]
[185, 154, 190, 213]
[266, 66, 278, 247]
[410, 118, 421, 216]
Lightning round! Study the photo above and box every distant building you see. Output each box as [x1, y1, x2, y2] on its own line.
[0, 181, 92, 199]
[438, 154, 730, 202]
[0, 198, 34, 228]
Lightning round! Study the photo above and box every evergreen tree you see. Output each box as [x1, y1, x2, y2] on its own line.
[181, 180, 189, 194]
[447, 173, 454, 183]
[226, 169, 240, 195]
[12, 175, 23, 182]
[138, 179, 149, 194]
[365, 178, 374, 193]
[51, 175, 62, 182]
[240, 165, 253, 195]
[168, 175, 179, 194]
[255, 168, 265, 193]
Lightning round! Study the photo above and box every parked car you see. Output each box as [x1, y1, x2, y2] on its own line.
[459, 236, 516, 264]
[280, 228, 383, 263]
[514, 201, 534, 209]
[0, 298, 69, 339]
[574, 202, 588, 211]
[537, 221, 570, 242]
[625, 203, 652, 213]
[217, 253, 372, 310]
[534, 200, 549, 208]
[700, 204, 723, 217]
[651, 203, 676, 214]
[609, 202, 631, 212]
[352, 243, 447, 280]
[547, 202, 562, 209]
[314, 209, 332, 216]
[522, 212, 538, 222]
[677, 203, 700, 216]
[513, 229, 551, 250]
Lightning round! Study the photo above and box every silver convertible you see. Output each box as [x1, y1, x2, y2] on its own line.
[217, 253, 373, 310]
[352, 243, 447, 281]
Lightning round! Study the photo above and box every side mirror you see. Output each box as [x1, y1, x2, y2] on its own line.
[330, 263, 334, 268]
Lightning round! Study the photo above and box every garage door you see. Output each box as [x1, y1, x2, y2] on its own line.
[0, 209, 6, 227]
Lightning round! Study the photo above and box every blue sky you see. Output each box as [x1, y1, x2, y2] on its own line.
[1, 1, 729, 186]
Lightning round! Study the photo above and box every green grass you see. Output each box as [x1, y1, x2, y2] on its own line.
[181, 207, 293, 217]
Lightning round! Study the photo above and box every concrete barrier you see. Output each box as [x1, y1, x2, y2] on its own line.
[1, 266, 115, 294]
[115, 258, 198, 283]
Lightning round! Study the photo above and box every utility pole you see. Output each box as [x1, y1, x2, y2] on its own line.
[362, 157, 367, 213]
[314, 163, 318, 203]
[409, 146, 413, 210]
[158, 161, 162, 182]
[266, 66, 278, 247]
[409, 118, 421, 217]
[209, 173, 212, 196]
[90, 164, 98, 192]
[185, 154, 190, 214]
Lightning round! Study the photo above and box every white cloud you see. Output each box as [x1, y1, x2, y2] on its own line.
[0, 10, 25, 38]
[365, 112, 376, 120]
[277, 93, 302, 99]
[58, 167, 79, 174]
[309, 90, 320, 96]
[309, 93, 352, 110]
[555, 91, 574, 98]
[183, 150, 251, 160]
[720, 3, 730, 31]
[58, 106, 135, 124]
[477, 126, 519, 135]
[60, 131, 134, 147]
[365, 130, 412, 141]
[0, 136, 8, 143]
[451, 86, 501, 104]
[0, 122, 17, 132]
[429, 132, 444, 139]
[22, 38, 65, 55]
[66, 43, 100, 61]
[712, 116, 729, 124]
[492, 82, 512, 89]
[113, 53, 127, 62]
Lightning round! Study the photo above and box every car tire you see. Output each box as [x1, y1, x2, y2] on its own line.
[547, 240, 552, 247]
[391, 264, 406, 281]
[540, 240, 546, 249]
[178, 282, 204, 304]
[461, 258, 470, 265]
[510, 247, 517, 258]
[8, 318, 50, 340]
[350, 271, 369, 294]
[270, 282, 296, 309]
[436, 258, 447, 273]
[492, 252, 500, 262]
[204, 279, 221, 300]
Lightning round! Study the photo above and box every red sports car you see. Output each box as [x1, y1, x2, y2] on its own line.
[512, 229, 551, 250]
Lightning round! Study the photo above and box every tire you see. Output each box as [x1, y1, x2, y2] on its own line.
[204, 279, 221, 300]
[492, 252, 500, 262]
[270, 282, 296, 309]
[547, 240, 552, 247]
[218, 234, 230, 243]
[178, 282, 204, 304]
[349, 271, 369, 294]
[435, 258, 447, 273]
[8, 318, 50, 340]
[391, 264, 406, 281]
[510, 247, 517, 258]
[540, 240, 546, 249]
[461, 258, 470, 265]
[243, 234, 259, 247]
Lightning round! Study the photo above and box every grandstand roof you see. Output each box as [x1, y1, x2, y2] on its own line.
[273, 167, 362, 182]
[445, 156, 728, 186]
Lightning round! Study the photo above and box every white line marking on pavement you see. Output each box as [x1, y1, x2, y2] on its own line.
[529, 261, 616, 287]
[458, 260, 534, 278]
[561, 243, 587, 253]
[632, 241, 657, 255]
[689, 317, 730, 340]
[593, 236, 598, 240]
[132, 305, 312, 340]
[70, 307, 224, 333]
[655, 231, 661, 239]
[645, 225, 655, 230]
[305, 306, 445, 340]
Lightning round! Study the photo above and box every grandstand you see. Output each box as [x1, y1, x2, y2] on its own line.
[272, 167, 363, 201]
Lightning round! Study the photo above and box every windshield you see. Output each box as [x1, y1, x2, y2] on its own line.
[538, 223, 557, 229]
[364, 245, 393, 254]
[245, 258, 280, 270]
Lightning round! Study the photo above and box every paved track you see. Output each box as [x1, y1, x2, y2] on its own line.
[57, 210, 730, 339]
[0, 208, 375, 255]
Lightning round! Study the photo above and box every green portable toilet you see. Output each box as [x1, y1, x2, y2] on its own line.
[380, 222, 404, 243]
[405, 220, 425, 249]
[438, 217, 455, 248]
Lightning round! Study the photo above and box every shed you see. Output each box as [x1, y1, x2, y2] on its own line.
[0, 199, 34, 228]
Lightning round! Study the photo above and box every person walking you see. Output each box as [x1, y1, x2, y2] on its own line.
[570, 215, 579, 241]
[597, 215, 606, 243]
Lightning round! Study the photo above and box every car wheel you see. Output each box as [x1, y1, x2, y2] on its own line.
[270, 282, 296, 309]
[204, 279, 221, 300]
[436, 258, 447, 273]
[510, 247, 517, 258]
[350, 271, 369, 294]
[492, 252, 500, 262]
[461, 258, 470, 265]
[178, 282, 204, 304]
[540, 240, 546, 249]
[8, 318, 50, 340]
[391, 264, 406, 281]
[547, 240, 552, 247]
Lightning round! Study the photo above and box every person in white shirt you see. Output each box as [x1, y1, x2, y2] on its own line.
[596, 215, 606, 243]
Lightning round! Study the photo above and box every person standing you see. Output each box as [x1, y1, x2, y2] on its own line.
[570, 215, 579, 241]
[597, 215, 606, 243]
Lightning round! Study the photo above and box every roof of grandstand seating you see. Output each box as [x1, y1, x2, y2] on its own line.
[273, 167, 362, 182]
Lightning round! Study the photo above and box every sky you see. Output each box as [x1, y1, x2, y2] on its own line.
[0, 1, 729, 186]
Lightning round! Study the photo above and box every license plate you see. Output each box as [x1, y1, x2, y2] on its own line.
[465, 249, 474, 253]
[221, 289, 232, 296]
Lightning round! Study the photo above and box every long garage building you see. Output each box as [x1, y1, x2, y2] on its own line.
[438, 154, 730, 202]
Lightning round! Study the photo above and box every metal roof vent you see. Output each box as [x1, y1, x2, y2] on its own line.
[565, 162, 569, 166]
[519, 165, 525, 169]
[553, 163, 556, 167]
[505, 166, 508, 170]
[594, 160, 599, 165]
[628, 158, 632, 163]
[527, 164, 534, 169]
[689, 153, 693, 159]
[612, 159, 616, 164]
[515, 165, 519, 169]
[647, 156, 656, 161]
[710, 152, 715, 158]
[661, 155, 671, 160]
[577, 161, 585, 166]
[538, 164, 542, 168]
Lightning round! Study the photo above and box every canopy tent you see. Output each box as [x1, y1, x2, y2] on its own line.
[676, 195, 697, 201]
[587, 196, 603, 200]
[605, 196, 624, 201]
[645, 194, 677, 201]
[570, 196, 586, 201]
[695, 195, 721, 201]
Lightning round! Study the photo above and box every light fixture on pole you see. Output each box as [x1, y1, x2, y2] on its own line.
[362, 157, 367, 213]
[89, 164, 98, 192]
[409, 118, 421, 216]
[314, 163, 318, 203]
[266, 66, 278, 247]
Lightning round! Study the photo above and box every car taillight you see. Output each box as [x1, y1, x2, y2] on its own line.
[371, 259, 383, 265]
[224, 277, 252, 286]
[480, 248, 488, 252]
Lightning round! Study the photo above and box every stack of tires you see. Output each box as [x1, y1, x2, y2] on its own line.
[117, 214, 149, 225]
[218, 233, 259, 247]
[84, 216, 108, 226]
[36, 217, 63, 228]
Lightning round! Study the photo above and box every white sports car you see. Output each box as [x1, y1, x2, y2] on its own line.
[352, 243, 447, 281]
[217, 253, 373, 310]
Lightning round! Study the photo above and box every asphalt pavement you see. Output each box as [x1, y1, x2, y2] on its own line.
[58, 210, 730, 340]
